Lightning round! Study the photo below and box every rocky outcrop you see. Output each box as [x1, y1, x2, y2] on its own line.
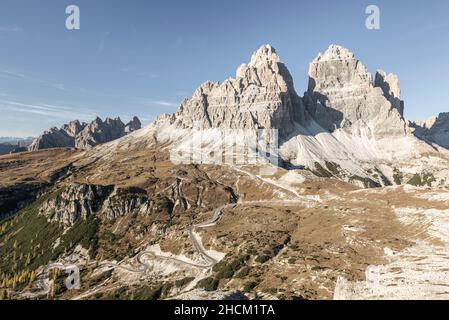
[375, 70, 404, 116]
[413, 112, 449, 149]
[29, 116, 141, 151]
[414, 116, 437, 130]
[304, 44, 408, 137]
[39, 184, 114, 227]
[125, 116, 142, 134]
[36, 179, 238, 226]
[38, 184, 168, 226]
[169, 45, 303, 137]
[75, 117, 126, 149]
[102, 187, 151, 220]
[28, 127, 75, 151]
[62, 120, 87, 137]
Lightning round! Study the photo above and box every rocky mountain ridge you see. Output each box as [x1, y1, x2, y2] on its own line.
[0, 137, 33, 155]
[28, 116, 141, 151]
[166, 45, 303, 138]
[112, 44, 448, 188]
[413, 112, 449, 149]
[303, 44, 408, 137]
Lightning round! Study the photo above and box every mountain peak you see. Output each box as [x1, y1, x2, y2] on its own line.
[306, 44, 408, 135]
[28, 116, 141, 151]
[248, 44, 280, 67]
[172, 44, 301, 136]
[236, 44, 295, 93]
[375, 69, 404, 116]
[314, 44, 355, 62]
[308, 44, 372, 94]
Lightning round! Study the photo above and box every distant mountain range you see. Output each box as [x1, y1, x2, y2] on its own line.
[28, 116, 141, 151]
[0, 137, 34, 144]
[0, 137, 33, 155]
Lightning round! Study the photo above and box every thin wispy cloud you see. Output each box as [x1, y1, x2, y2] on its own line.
[0, 99, 96, 120]
[151, 100, 180, 107]
[0, 69, 67, 91]
[0, 26, 22, 33]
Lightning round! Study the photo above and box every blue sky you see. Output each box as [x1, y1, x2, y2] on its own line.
[0, 0, 448, 137]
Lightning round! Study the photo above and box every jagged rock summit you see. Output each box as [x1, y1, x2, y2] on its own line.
[304, 44, 408, 137]
[28, 116, 141, 151]
[168, 44, 303, 137]
[150, 44, 410, 142]
[76, 117, 125, 149]
[414, 112, 449, 149]
[125, 116, 141, 133]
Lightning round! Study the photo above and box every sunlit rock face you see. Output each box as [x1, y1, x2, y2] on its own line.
[28, 117, 141, 151]
[414, 112, 449, 149]
[170, 45, 304, 138]
[304, 44, 408, 138]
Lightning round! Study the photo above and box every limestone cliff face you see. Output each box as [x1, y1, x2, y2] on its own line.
[149, 44, 413, 141]
[39, 184, 114, 227]
[414, 112, 449, 149]
[124, 116, 142, 134]
[62, 120, 87, 137]
[304, 44, 408, 138]
[29, 116, 141, 151]
[28, 127, 75, 151]
[38, 185, 150, 227]
[375, 69, 404, 116]
[75, 117, 126, 149]
[170, 45, 304, 137]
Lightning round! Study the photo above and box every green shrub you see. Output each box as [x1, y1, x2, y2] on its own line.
[235, 266, 251, 278]
[262, 288, 278, 295]
[243, 281, 258, 293]
[311, 162, 333, 178]
[129, 285, 163, 300]
[393, 168, 403, 185]
[255, 255, 270, 264]
[213, 255, 249, 279]
[325, 162, 341, 175]
[423, 173, 436, 186]
[407, 173, 422, 186]
[196, 277, 219, 291]
[216, 268, 234, 279]
[407, 173, 435, 187]
[175, 277, 195, 288]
